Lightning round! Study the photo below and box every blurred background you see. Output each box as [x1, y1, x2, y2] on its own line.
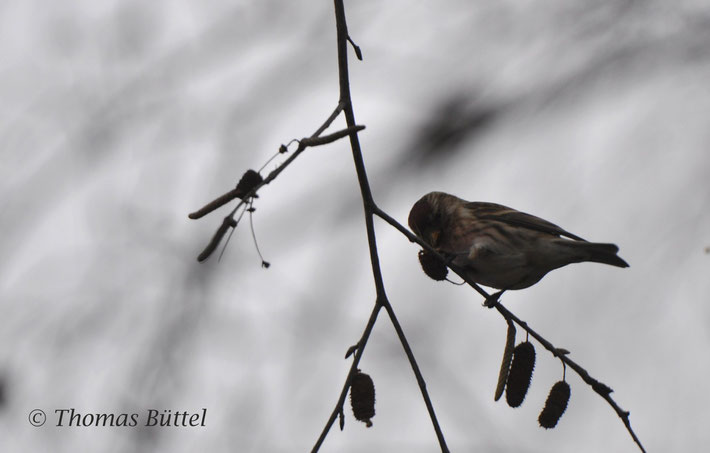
[2, 0, 709, 451]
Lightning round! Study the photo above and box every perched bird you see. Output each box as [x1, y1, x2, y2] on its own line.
[408, 192, 628, 290]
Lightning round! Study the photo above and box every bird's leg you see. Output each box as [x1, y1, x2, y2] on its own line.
[443, 252, 458, 266]
[484, 290, 505, 308]
[443, 251, 470, 265]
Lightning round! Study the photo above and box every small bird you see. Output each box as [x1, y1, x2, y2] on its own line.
[408, 192, 628, 290]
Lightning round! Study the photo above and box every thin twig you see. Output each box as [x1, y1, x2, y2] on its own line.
[188, 188, 249, 220]
[192, 103, 346, 260]
[313, 1, 450, 451]
[189, 104, 344, 221]
[197, 217, 237, 262]
[301, 125, 365, 147]
[191, 2, 645, 451]
[372, 205, 647, 453]
[347, 36, 363, 61]
[489, 301, 646, 453]
[373, 206, 491, 299]
[311, 299, 383, 452]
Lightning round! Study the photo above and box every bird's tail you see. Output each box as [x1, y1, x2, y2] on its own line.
[558, 241, 629, 268]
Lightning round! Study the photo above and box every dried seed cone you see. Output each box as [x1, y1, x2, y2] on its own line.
[538, 381, 571, 429]
[350, 370, 376, 427]
[418, 250, 448, 281]
[235, 169, 263, 198]
[494, 320, 516, 401]
[505, 341, 536, 408]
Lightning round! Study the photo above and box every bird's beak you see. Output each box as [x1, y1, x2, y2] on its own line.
[427, 230, 440, 247]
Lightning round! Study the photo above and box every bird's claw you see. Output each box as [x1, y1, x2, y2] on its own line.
[484, 290, 505, 308]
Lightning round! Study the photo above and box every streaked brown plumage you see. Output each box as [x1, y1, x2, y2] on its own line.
[408, 192, 628, 290]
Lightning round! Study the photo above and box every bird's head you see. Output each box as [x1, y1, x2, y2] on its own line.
[408, 192, 458, 248]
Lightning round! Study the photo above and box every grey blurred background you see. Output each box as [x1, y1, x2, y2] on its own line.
[2, 0, 709, 451]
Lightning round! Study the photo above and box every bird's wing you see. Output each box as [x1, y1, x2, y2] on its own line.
[465, 201, 586, 242]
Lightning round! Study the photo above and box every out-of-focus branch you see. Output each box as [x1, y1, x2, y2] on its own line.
[188, 103, 346, 220]
[196, 217, 237, 262]
[190, 108, 366, 262]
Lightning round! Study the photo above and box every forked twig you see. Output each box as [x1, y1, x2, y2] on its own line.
[190, 110, 367, 262]
[313, 1, 449, 451]
[190, 2, 646, 451]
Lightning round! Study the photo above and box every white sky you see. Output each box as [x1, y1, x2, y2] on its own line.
[2, 1, 709, 452]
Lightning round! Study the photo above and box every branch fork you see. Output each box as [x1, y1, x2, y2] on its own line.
[189, 2, 646, 452]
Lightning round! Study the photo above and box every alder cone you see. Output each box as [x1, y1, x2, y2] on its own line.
[235, 169, 263, 199]
[418, 250, 448, 281]
[506, 341, 536, 408]
[494, 320, 516, 401]
[350, 370, 375, 427]
[538, 380, 571, 429]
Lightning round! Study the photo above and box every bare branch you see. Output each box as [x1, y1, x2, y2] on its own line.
[301, 125, 365, 147]
[197, 217, 237, 262]
[313, 1, 450, 451]
[489, 301, 646, 453]
[311, 298, 382, 453]
[190, 2, 645, 452]
[372, 205, 647, 453]
[191, 103, 346, 261]
[188, 188, 246, 220]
